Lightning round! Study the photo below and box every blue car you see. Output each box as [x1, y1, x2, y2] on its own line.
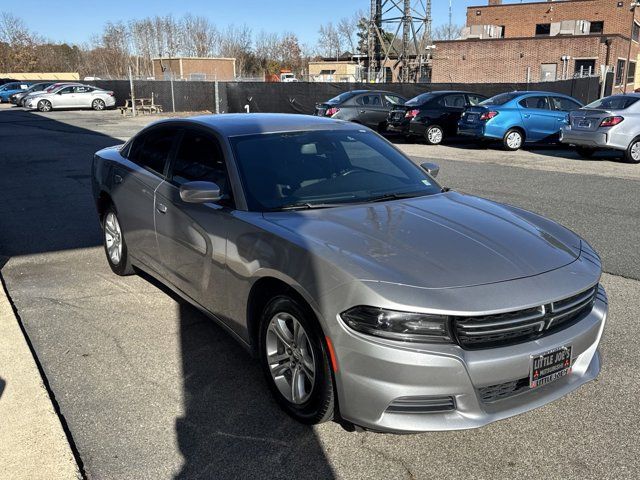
[0, 82, 32, 103]
[458, 91, 583, 150]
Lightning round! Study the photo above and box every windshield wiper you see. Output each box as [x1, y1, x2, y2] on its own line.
[267, 202, 347, 211]
[365, 192, 428, 203]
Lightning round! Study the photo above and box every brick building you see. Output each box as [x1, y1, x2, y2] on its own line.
[432, 0, 640, 93]
[151, 57, 236, 81]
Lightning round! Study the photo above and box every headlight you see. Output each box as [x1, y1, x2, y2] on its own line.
[341, 306, 452, 343]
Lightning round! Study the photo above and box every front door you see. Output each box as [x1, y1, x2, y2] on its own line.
[438, 93, 468, 135]
[54, 86, 77, 108]
[518, 96, 558, 142]
[154, 128, 232, 314]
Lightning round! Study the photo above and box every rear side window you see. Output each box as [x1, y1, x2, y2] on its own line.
[481, 92, 519, 106]
[356, 94, 382, 106]
[128, 127, 178, 176]
[550, 96, 582, 111]
[440, 94, 466, 108]
[405, 93, 435, 106]
[75, 86, 94, 93]
[383, 94, 404, 107]
[519, 96, 550, 110]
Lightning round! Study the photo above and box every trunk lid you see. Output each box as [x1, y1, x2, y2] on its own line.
[569, 109, 612, 131]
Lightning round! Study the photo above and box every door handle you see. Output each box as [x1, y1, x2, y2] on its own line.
[359, 110, 366, 114]
[114, 174, 123, 184]
[156, 202, 167, 214]
[523, 114, 531, 118]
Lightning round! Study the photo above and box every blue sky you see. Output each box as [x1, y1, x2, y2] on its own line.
[2, 0, 527, 47]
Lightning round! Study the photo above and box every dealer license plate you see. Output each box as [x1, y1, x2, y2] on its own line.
[530, 345, 572, 388]
[578, 120, 591, 128]
[466, 113, 478, 122]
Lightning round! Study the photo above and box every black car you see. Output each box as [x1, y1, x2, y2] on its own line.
[387, 90, 488, 144]
[314, 90, 406, 132]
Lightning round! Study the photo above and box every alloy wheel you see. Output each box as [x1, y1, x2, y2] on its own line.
[427, 126, 443, 144]
[93, 99, 105, 111]
[265, 312, 316, 405]
[38, 100, 51, 112]
[104, 212, 123, 265]
[630, 141, 640, 162]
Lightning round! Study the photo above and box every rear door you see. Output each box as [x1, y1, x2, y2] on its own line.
[437, 93, 468, 134]
[74, 85, 95, 107]
[113, 126, 180, 269]
[154, 127, 232, 312]
[355, 93, 386, 128]
[518, 96, 558, 142]
[549, 96, 582, 131]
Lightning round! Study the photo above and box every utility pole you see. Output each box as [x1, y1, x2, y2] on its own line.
[625, 2, 639, 93]
[128, 65, 136, 116]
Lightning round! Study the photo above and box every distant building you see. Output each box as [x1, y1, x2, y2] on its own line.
[152, 57, 236, 81]
[0, 72, 79, 81]
[432, 0, 640, 93]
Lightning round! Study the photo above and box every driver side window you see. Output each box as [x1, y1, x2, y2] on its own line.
[59, 86, 74, 94]
[171, 130, 233, 204]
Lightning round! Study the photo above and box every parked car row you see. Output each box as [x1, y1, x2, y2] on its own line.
[314, 88, 640, 164]
[2, 81, 116, 111]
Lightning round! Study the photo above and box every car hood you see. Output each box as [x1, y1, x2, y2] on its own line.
[263, 191, 581, 289]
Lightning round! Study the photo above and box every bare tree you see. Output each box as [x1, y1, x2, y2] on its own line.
[219, 24, 253, 77]
[432, 23, 464, 41]
[317, 23, 342, 59]
[337, 11, 365, 54]
[182, 14, 218, 57]
[0, 12, 40, 71]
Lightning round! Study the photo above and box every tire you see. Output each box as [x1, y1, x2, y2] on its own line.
[102, 206, 134, 276]
[37, 99, 52, 112]
[576, 146, 596, 159]
[424, 125, 444, 145]
[624, 137, 640, 164]
[259, 295, 335, 424]
[92, 98, 106, 111]
[503, 128, 524, 151]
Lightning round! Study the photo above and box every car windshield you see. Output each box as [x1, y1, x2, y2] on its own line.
[584, 95, 640, 110]
[405, 93, 436, 106]
[230, 129, 442, 211]
[325, 92, 357, 105]
[481, 92, 520, 106]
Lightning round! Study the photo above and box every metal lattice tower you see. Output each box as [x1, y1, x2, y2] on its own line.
[368, 0, 432, 83]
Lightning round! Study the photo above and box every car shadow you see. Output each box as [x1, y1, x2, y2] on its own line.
[0, 109, 336, 479]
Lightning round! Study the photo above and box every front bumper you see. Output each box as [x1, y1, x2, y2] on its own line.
[560, 127, 628, 151]
[329, 284, 607, 433]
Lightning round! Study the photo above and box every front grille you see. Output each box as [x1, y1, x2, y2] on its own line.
[386, 396, 456, 414]
[478, 378, 529, 403]
[454, 286, 597, 350]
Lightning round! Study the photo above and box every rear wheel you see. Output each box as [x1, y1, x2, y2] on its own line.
[259, 295, 335, 424]
[424, 125, 444, 145]
[103, 207, 134, 276]
[575, 146, 596, 159]
[92, 98, 106, 111]
[503, 128, 524, 151]
[624, 137, 640, 164]
[37, 99, 52, 112]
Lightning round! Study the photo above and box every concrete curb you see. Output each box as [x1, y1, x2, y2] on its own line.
[0, 279, 82, 480]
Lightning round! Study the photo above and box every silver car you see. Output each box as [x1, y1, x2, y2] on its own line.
[561, 93, 640, 163]
[25, 83, 116, 112]
[92, 114, 607, 433]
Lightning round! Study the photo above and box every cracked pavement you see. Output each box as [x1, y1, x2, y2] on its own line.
[0, 108, 638, 479]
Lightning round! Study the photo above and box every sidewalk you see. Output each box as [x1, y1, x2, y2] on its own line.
[0, 279, 81, 480]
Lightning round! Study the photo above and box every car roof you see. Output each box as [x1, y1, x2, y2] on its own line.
[159, 113, 364, 137]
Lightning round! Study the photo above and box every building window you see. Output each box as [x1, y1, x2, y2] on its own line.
[535, 23, 551, 36]
[590, 21, 604, 34]
[616, 59, 626, 85]
[634, 22, 640, 42]
[575, 59, 596, 77]
[628, 61, 636, 84]
[540, 63, 557, 82]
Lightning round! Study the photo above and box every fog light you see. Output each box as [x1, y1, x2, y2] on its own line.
[386, 396, 456, 414]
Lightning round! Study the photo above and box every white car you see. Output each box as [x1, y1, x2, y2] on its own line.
[24, 84, 116, 112]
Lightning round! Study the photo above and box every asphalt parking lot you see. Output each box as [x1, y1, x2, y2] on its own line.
[1, 107, 639, 480]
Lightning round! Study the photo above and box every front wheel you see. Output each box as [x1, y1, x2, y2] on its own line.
[259, 295, 335, 424]
[37, 99, 52, 112]
[624, 138, 640, 164]
[503, 128, 524, 151]
[424, 125, 444, 145]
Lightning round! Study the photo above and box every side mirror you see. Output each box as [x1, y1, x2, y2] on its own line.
[179, 181, 222, 203]
[420, 162, 440, 178]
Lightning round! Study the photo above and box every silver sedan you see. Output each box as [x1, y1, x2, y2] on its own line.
[92, 114, 607, 433]
[561, 93, 640, 163]
[24, 83, 116, 112]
